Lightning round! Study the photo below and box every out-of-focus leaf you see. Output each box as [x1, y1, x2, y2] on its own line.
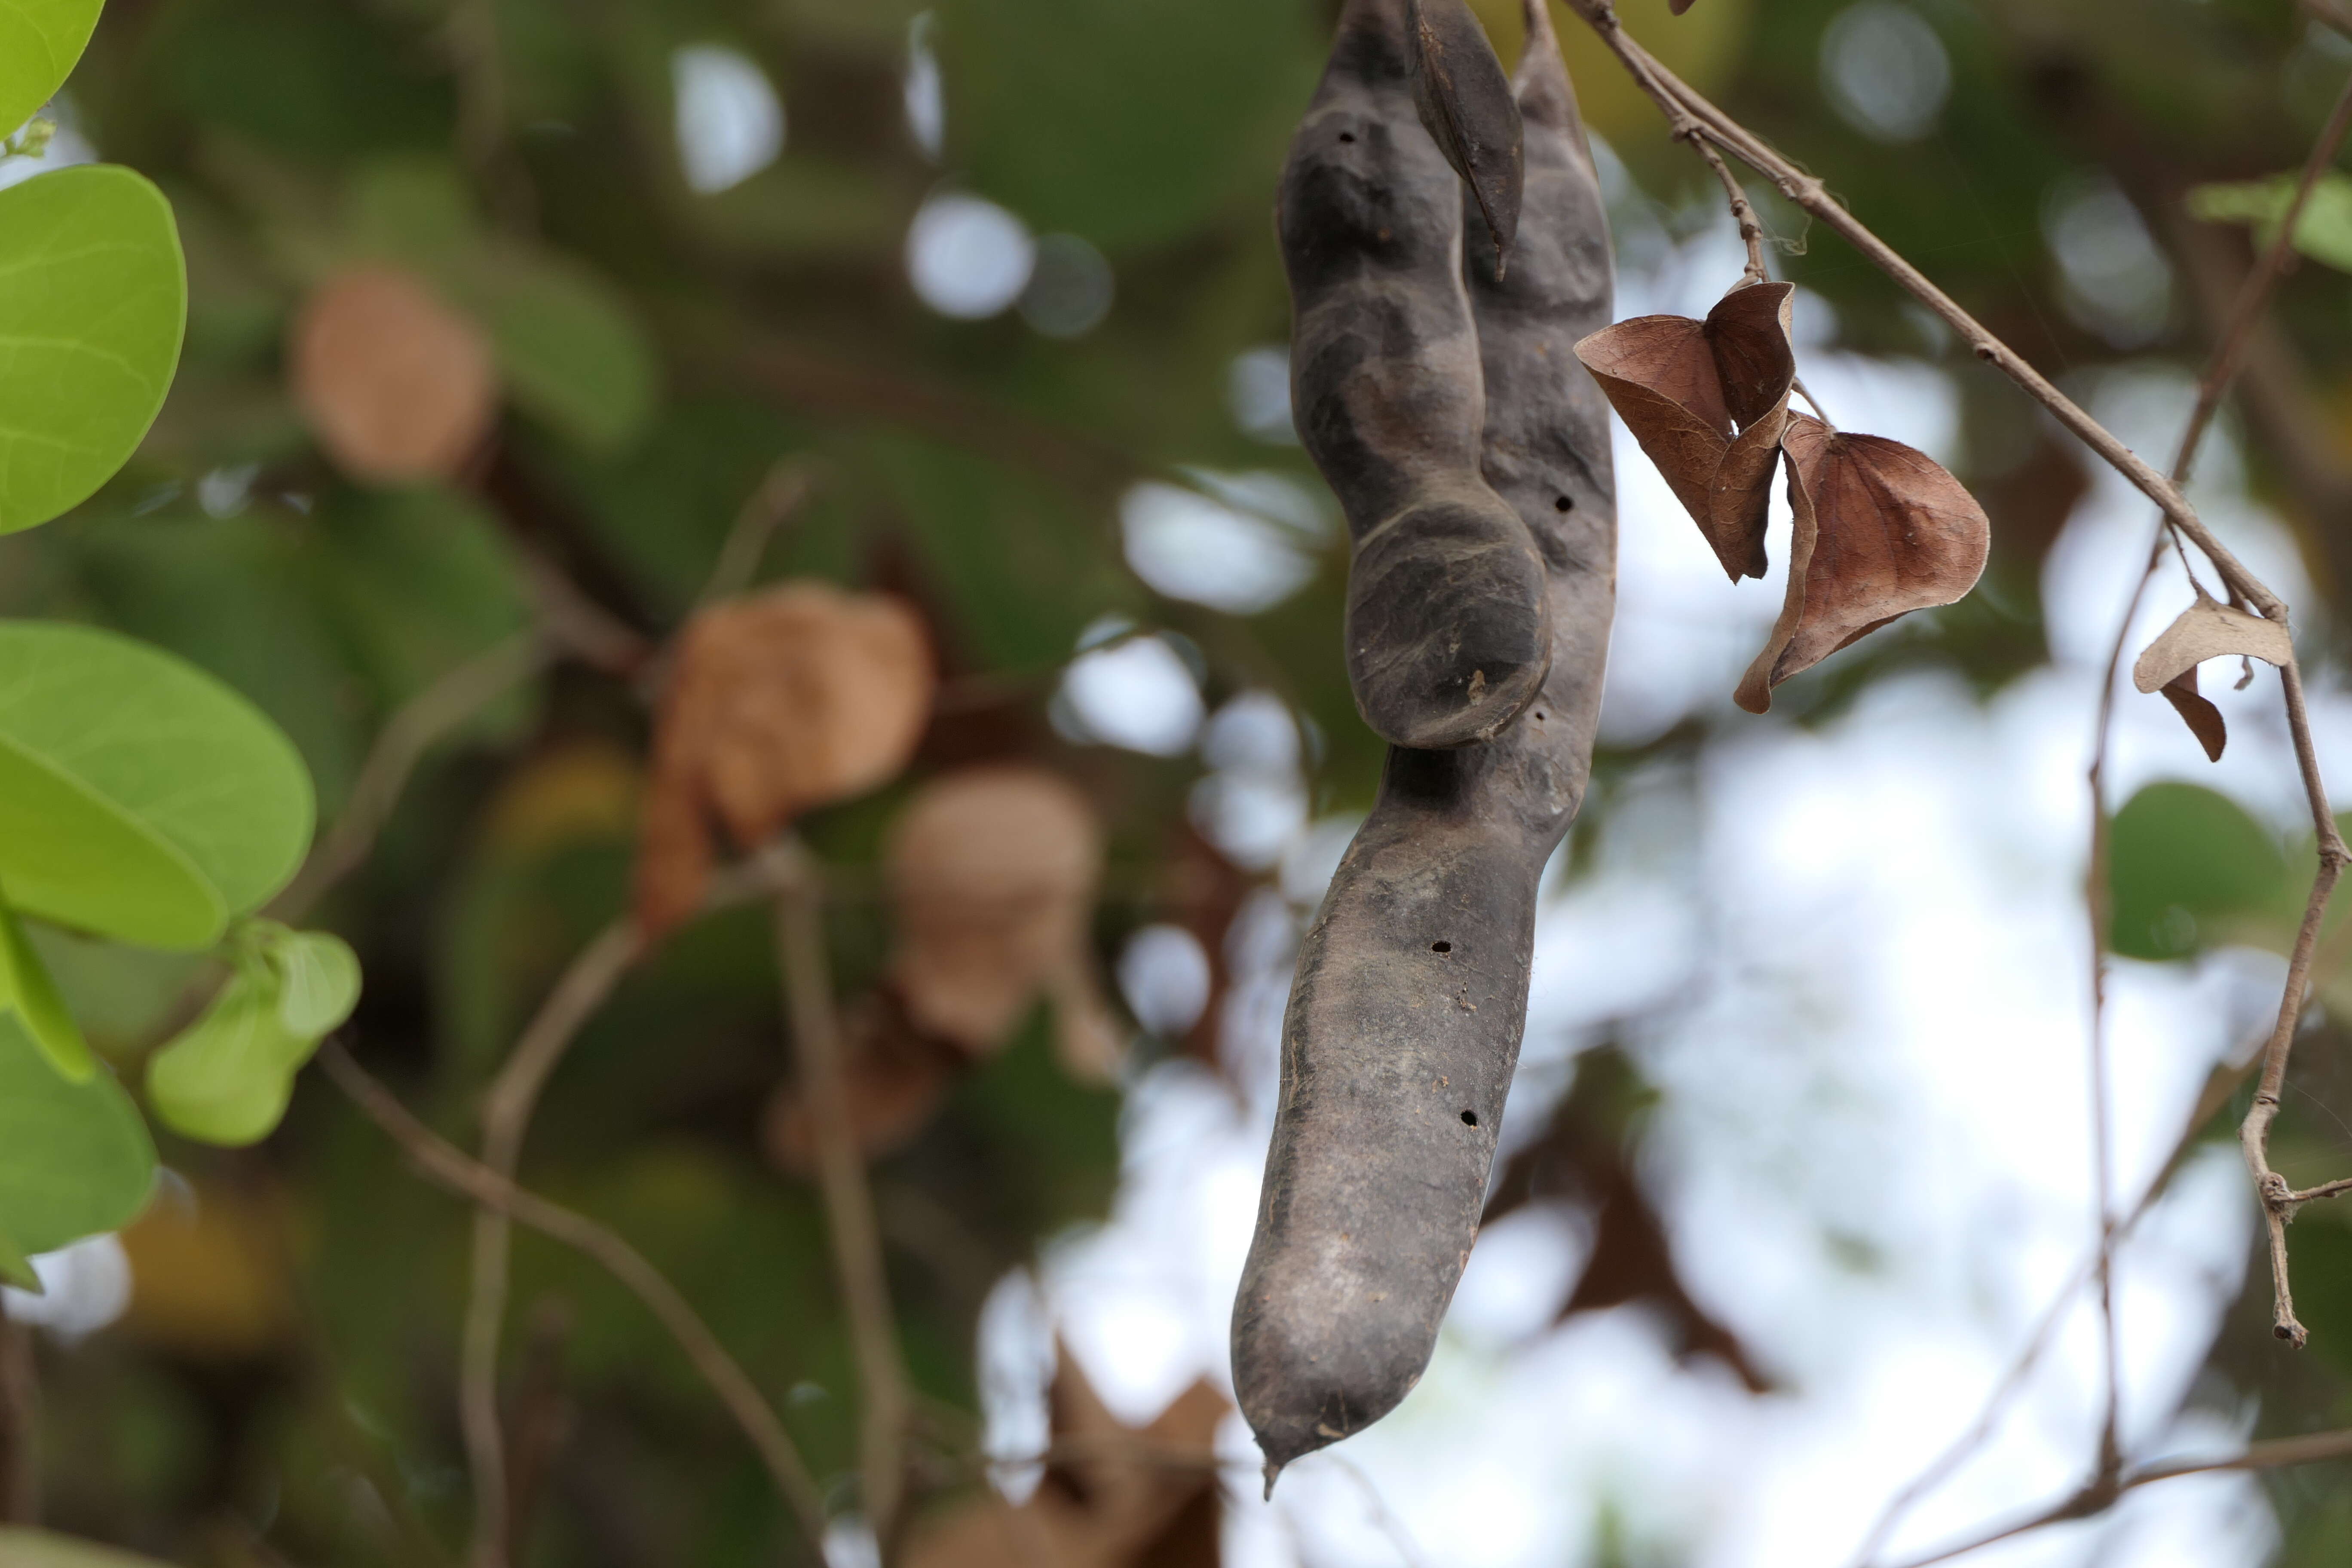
[0, 1531, 175, 1568]
[344, 156, 480, 270]
[634, 583, 934, 932]
[0, 1010, 154, 1257]
[291, 266, 500, 483]
[463, 248, 661, 451]
[0, 166, 187, 535]
[0, 622, 314, 950]
[2187, 170, 2352, 274]
[310, 485, 532, 709]
[0, 1227, 34, 1292]
[153, 0, 453, 160]
[0, 896, 93, 1081]
[2108, 782, 2287, 960]
[0, 0, 101, 134]
[940, 0, 1320, 247]
[24, 923, 204, 1061]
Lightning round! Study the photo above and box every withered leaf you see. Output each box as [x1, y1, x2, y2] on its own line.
[291, 267, 499, 483]
[1407, 0, 1524, 260]
[886, 766, 1112, 1063]
[1574, 282, 1795, 581]
[763, 989, 962, 1173]
[2157, 666, 2229, 764]
[2132, 590, 2292, 695]
[901, 1345, 1226, 1568]
[633, 583, 934, 935]
[1736, 414, 1989, 714]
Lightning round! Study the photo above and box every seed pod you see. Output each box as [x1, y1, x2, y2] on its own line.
[1282, 0, 1552, 750]
[1234, 0, 1616, 1483]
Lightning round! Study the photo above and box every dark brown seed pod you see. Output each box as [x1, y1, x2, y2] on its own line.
[1282, 0, 1553, 750]
[1405, 0, 1524, 261]
[1235, 0, 1616, 1485]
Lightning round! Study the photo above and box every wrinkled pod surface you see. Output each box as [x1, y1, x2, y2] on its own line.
[1234, 0, 1616, 1484]
[1280, 0, 1551, 750]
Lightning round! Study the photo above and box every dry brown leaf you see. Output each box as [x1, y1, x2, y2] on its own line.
[1574, 282, 1794, 580]
[632, 583, 934, 935]
[2157, 666, 2229, 764]
[763, 989, 962, 1173]
[886, 767, 1106, 1061]
[2132, 590, 2292, 695]
[901, 1346, 1226, 1568]
[290, 266, 498, 483]
[1736, 414, 1989, 714]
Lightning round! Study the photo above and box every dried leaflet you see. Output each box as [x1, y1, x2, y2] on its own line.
[762, 990, 963, 1173]
[632, 583, 933, 935]
[885, 766, 1112, 1070]
[291, 267, 498, 483]
[1735, 413, 1988, 714]
[1406, 0, 1524, 259]
[901, 1347, 1226, 1568]
[1574, 282, 1794, 579]
[2131, 590, 2293, 763]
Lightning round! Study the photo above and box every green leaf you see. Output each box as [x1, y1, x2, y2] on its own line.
[0, 622, 315, 950]
[0, 0, 102, 135]
[311, 486, 534, 710]
[147, 922, 355, 1146]
[0, 165, 189, 534]
[464, 249, 660, 451]
[0, 1225, 37, 1292]
[2186, 171, 2352, 274]
[252, 922, 361, 1037]
[2108, 782, 2288, 960]
[0, 1531, 176, 1568]
[145, 966, 312, 1147]
[0, 1011, 154, 1258]
[0, 895, 92, 1081]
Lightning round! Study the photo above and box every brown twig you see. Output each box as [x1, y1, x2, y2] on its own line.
[0, 1299, 34, 1525]
[771, 839, 912, 1549]
[1559, 1, 2352, 1554]
[271, 634, 551, 923]
[458, 918, 642, 1568]
[321, 1043, 830, 1551]
[456, 856, 805, 1567]
[1878, 1427, 2352, 1568]
[696, 460, 819, 608]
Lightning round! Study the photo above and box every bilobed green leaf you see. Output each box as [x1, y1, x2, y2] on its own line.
[0, 622, 315, 950]
[0, 165, 188, 534]
[147, 922, 356, 1147]
[0, 895, 92, 1081]
[0, 1530, 176, 1568]
[466, 248, 659, 450]
[0, 0, 102, 135]
[0, 1012, 154, 1258]
[145, 966, 311, 1147]
[256, 923, 361, 1037]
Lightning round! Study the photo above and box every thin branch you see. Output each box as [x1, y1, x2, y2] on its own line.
[459, 918, 642, 1568]
[1879, 1428, 2352, 1568]
[1562, 2, 2281, 621]
[272, 634, 550, 923]
[0, 1298, 34, 1525]
[772, 839, 912, 1549]
[320, 1043, 830, 1551]
[458, 856, 803, 1568]
[697, 460, 819, 608]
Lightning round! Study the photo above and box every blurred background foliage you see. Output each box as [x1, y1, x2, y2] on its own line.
[11, 0, 2352, 1563]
